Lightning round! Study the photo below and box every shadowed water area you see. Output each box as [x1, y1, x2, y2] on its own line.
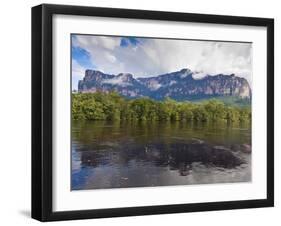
[71, 121, 251, 190]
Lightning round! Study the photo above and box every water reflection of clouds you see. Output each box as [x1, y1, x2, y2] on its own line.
[71, 121, 251, 190]
[72, 141, 251, 190]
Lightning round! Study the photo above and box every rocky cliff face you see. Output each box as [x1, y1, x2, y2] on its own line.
[78, 68, 251, 100]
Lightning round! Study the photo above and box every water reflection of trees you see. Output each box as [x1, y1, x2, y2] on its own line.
[72, 120, 251, 147]
[72, 121, 250, 177]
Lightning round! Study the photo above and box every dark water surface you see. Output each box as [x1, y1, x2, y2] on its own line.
[71, 121, 251, 190]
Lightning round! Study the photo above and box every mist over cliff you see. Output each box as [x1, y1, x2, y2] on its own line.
[77, 68, 251, 101]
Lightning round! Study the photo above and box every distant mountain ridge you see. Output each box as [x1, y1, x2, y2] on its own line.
[78, 68, 251, 101]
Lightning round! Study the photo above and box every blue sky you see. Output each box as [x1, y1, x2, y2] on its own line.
[72, 34, 252, 90]
[71, 36, 143, 90]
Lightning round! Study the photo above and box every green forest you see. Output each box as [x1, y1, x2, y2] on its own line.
[72, 92, 251, 123]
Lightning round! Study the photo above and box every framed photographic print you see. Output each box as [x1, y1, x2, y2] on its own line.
[32, 4, 274, 221]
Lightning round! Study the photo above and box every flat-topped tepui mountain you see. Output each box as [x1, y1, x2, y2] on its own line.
[77, 68, 251, 101]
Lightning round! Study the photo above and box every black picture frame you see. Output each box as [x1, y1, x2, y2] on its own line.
[32, 3, 274, 222]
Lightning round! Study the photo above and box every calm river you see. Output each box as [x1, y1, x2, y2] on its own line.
[71, 121, 251, 190]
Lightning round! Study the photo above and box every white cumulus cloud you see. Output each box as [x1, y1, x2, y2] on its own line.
[72, 35, 252, 86]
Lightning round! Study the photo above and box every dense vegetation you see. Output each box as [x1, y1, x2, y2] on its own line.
[72, 92, 251, 123]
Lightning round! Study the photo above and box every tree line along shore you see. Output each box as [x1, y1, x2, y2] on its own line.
[72, 92, 251, 123]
